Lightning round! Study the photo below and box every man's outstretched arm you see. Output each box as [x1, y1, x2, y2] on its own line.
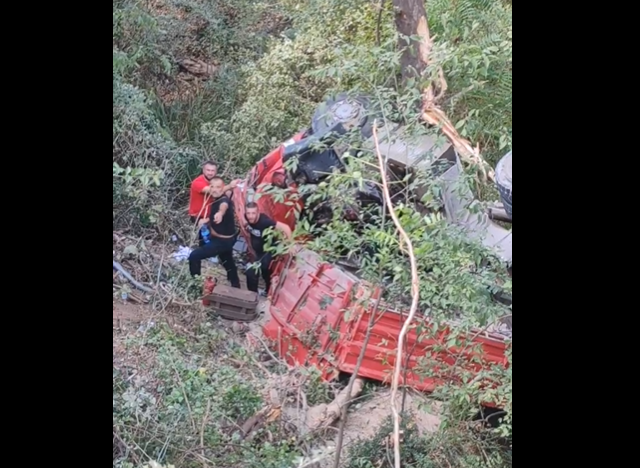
[223, 180, 238, 193]
[193, 177, 215, 196]
[213, 201, 229, 224]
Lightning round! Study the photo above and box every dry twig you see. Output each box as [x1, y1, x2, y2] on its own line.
[333, 288, 385, 468]
[200, 399, 211, 465]
[373, 122, 420, 468]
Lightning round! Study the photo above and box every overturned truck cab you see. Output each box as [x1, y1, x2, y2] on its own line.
[231, 93, 512, 407]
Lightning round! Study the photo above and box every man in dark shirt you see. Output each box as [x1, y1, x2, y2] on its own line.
[189, 160, 237, 246]
[188, 177, 240, 288]
[244, 202, 292, 294]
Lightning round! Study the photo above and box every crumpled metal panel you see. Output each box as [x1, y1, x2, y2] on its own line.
[263, 247, 509, 405]
[236, 130, 510, 405]
[440, 159, 512, 264]
[264, 248, 358, 380]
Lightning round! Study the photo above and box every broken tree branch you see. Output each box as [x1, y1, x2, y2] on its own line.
[306, 378, 365, 432]
[373, 122, 420, 468]
[113, 260, 155, 294]
[421, 107, 494, 182]
[392, 0, 495, 182]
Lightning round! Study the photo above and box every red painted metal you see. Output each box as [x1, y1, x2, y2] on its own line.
[232, 131, 306, 259]
[263, 247, 510, 407]
[232, 135, 510, 406]
[202, 276, 216, 306]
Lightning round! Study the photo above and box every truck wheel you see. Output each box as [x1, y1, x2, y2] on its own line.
[311, 93, 375, 139]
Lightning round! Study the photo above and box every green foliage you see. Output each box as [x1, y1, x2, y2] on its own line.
[428, 0, 513, 163]
[113, 0, 288, 232]
[346, 414, 510, 468]
[113, 323, 301, 467]
[302, 367, 335, 406]
[345, 416, 432, 468]
[114, 0, 512, 465]
[113, 0, 168, 80]
[112, 73, 197, 230]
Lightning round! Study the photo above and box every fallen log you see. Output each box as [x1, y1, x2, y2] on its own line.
[306, 378, 365, 432]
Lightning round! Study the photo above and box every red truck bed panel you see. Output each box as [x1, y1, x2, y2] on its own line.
[231, 137, 510, 407]
[263, 248, 509, 407]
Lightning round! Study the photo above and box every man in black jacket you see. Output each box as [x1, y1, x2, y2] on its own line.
[188, 177, 240, 288]
[244, 202, 292, 294]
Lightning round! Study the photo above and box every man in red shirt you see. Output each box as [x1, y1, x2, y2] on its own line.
[189, 161, 237, 236]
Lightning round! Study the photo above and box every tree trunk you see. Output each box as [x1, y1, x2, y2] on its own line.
[392, 0, 432, 82]
[391, 0, 495, 182]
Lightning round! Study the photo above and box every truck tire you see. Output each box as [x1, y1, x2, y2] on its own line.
[311, 93, 376, 139]
[495, 151, 512, 219]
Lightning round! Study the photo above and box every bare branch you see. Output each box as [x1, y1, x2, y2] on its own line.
[373, 122, 420, 468]
[333, 289, 385, 468]
[421, 106, 495, 182]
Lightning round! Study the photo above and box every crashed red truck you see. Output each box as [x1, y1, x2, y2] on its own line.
[230, 94, 512, 409]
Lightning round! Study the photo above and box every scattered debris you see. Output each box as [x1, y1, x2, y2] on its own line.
[122, 244, 139, 257]
[137, 320, 156, 333]
[119, 289, 148, 304]
[171, 243, 247, 263]
[171, 245, 193, 262]
[177, 58, 218, 78]
[144, 462, 175, 468]
[113, 260, 155, 294]
[171, 245, 218, 264]
[239, 404, 282, 441]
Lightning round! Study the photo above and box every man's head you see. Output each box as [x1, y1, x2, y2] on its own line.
[245, 202, 260, 224]
[202, 160, 218, 180]
[210, 176, 226, 198]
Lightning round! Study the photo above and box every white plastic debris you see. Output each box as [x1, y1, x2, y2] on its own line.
[137, 320, 155, 333]
[171, 245, 219, 263]
[172, 246, 192, 261]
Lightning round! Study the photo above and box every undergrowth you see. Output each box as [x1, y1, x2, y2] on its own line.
[113, 0, 512, 233]
[346, 415, 511, 468]
[113, 323, 301, 468]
